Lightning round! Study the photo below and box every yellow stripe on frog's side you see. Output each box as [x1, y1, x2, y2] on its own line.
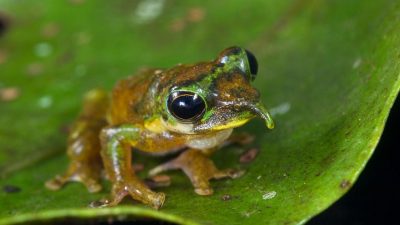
[210, 118, 251, 131]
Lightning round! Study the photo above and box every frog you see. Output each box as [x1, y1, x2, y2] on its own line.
[45, 46, 274, 209]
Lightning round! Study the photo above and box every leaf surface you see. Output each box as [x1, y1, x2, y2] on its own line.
[0, 0, 399, 224]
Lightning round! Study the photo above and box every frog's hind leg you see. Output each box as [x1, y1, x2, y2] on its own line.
[149, 149, 244, 195]
[45, 89, 109, 193]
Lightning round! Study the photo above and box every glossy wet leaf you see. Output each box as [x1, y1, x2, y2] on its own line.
[0, 0, 399, 224]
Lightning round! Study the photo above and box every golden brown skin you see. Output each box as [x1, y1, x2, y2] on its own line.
[46, 47, 274, 209]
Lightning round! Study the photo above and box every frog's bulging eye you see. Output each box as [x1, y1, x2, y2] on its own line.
[168, 91, 206, 122]
[245, 49, 258, 76]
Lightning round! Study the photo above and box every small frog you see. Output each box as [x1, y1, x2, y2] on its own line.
[45, 46, 274, 209]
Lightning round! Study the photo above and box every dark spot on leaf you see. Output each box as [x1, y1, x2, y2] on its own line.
[0, 87, 20, 102]
[340, 180, 351, 189]
[170, 18, 186, 32]
[221, 194, 232, 201]
[59, 124, 71, 134]
[239, 148, 259, 164]
[320, 154, 336, 167]
[0, 13, 10, 37]
[3, 185, 21, 193]
[186, 7, 205, 23]
[41, 22, 60, 38]
[57, 51, 74, 64]
[26, 62, 44, 76]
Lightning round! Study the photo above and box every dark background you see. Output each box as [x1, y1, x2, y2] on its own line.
[308, 96, 400, 225]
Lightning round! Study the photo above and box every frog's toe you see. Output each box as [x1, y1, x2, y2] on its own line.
[92, 181, 166, 209]
[45, 167, 102, 193]
[89, 198, 119, 208]
[213, 168, 245, 179]
[89, 185, 128, 208]
[45, 175, 67, 191]
[191, 169, 244, 196]
[123, 185, 166, 209]
[149, 192, 166, 209]
[195, 187, 213, 196]
[191, 180, 212, 196]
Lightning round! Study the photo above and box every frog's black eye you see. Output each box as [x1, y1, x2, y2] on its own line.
[167, 91, 206, 122]
[245, 49, 258, 78]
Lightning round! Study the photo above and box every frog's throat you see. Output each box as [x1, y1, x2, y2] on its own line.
[248, 102, 275, 129]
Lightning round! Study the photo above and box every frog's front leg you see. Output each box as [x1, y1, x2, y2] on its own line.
[96, 124, 165, 209]
[149, 149, 244, 195]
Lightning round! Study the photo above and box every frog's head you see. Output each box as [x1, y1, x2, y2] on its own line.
[159, 46, 274, 134]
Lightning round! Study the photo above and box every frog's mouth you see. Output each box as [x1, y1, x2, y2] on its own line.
[202, 102, 274, 132]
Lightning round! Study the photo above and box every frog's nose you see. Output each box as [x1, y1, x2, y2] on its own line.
[247, 102, 274, 129]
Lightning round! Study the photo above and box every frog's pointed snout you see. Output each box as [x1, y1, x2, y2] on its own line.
[248, 102, 275, 129]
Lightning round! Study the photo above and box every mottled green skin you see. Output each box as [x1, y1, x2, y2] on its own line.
[45, 47, 274, 209]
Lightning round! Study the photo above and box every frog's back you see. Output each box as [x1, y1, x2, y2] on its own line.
[108, 69, 157, 125]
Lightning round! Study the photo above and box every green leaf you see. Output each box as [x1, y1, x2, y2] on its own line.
[0, 0, 399, 224]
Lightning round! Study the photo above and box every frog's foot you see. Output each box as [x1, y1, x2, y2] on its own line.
[45, 162, 102, 193]
[149, 149, 245, 195]
[90, 178, 166, 209]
